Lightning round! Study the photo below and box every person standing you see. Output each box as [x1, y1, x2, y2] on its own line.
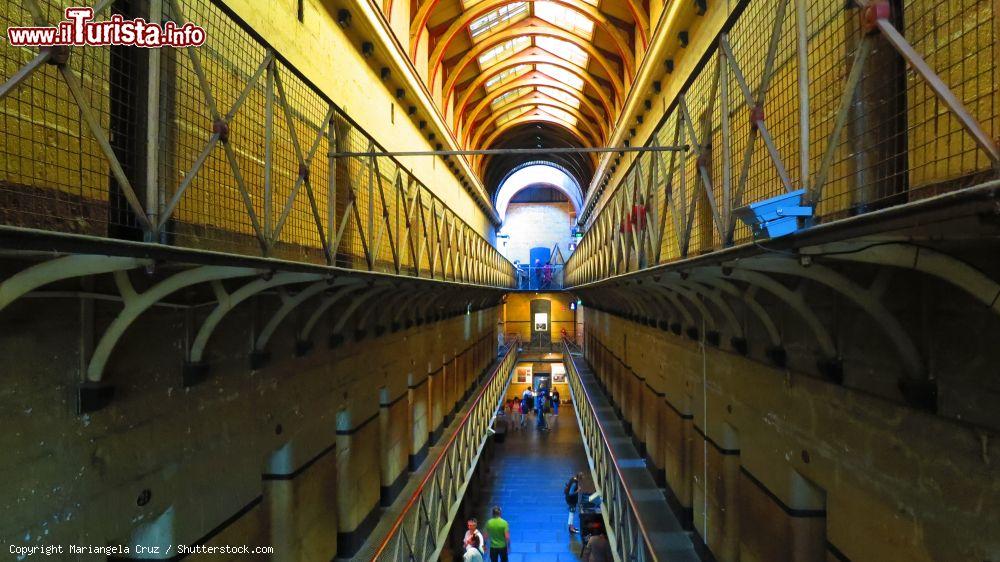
[463, 534, 485, 562]
[464, 518, 485, 556]
[565, 471, 583, 533]
[521, 390, 531, 427]
[497, 321, 505, 356]
[581, 527, 612, 562]
[551, 388, 560, 424]
[535, 387, 549, 431]
[484, 506, 510, 562]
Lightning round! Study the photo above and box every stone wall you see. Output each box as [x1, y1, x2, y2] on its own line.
[498, 202, 576, 266]
[584, 309, 1000, 562]
[0, 290, 498, 559]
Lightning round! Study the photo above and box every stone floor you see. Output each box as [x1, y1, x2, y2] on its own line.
[468, 406, 590, 562]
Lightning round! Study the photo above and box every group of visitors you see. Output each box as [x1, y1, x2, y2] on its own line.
[460, 474, 610, 562]
[504, 385, 560, 431]
[512, 259, 555, 290]
[462, 507, 510, 562]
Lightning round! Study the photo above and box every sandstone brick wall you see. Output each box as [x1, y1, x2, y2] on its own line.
[584, 309, 1000, 562]
[0, 288, 498, 559]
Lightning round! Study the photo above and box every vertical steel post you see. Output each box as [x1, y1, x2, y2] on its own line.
[264, 57, 275, 243]
[327, 113, 337, 259]
[719, 46, 733, 241]
[145, 0, 163, 241]
[795, 0, 810, 192]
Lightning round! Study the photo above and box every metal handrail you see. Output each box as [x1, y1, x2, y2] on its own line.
[562, 340, 658, 562]
[370, 337, 520, 561]
[565, 0, 999, 288]
[0, 0, 516, 289]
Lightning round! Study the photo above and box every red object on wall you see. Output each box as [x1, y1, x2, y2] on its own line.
[630, 204, 647, 230]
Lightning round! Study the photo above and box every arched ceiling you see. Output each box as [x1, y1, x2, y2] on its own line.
[479, 122, 594, 192]
[407, 0, 647, 196]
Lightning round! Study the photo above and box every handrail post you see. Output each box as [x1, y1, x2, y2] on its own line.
[145, 0, 163, 243]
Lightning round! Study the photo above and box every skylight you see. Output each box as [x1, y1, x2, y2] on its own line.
[534, 2, 595, 39]
[537, 86, 580, 108]
[478, 36, 531, 69]
[469, 3, 529, 39]
[485, 64, 531, 91]
[538, 105, 578, 126]
[535, 36, 589, 67]
[495, 105, 534, 127]
[536, 63, 584, 90]
[492, 86, 534, 109]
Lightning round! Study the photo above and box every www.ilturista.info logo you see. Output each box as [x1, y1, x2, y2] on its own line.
[5, 7, 206, 48]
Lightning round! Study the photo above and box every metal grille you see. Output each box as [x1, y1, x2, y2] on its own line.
[565, 0, 999, 288]
[0, 0, 515, 289]
[1, 0, 129, 236]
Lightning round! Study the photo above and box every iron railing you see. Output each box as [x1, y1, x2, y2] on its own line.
[513, 263, 564, 290]
[565, 0, 999, 287]
[369, 336, 519, 562]
[0, 0, 516, 288]
[562, 340, 658, 562]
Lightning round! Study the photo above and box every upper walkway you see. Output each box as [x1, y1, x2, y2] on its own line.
[1, 0, 516, 299]
[564, 0, 999, 289]
[564, 345, 700, 562]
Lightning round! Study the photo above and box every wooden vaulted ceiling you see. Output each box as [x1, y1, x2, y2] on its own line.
[403, 0, 649, 195]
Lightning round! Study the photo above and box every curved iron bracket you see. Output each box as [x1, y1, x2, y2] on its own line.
[689, 271, 781, 349]
[298, 284, 370, 345]
[188, 272, 325, 365]
[329, 286, 393, 346]
[0, 255, 150, 312]
[252, 277, 361, 359]
[737, 257, 922, 376]
[87, 266, 260, 383]
[806, 241, 1000, 317]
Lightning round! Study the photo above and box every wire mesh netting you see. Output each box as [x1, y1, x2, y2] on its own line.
[565, 0, 998, 287]
[1, 0, 142, 237]
[0, 0, 515, 288]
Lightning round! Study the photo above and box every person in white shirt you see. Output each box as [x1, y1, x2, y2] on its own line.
[463, 518, 485, 556]
[463, 533, 485, 562]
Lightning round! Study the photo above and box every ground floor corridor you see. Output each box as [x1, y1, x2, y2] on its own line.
[467, 405, 589, 562]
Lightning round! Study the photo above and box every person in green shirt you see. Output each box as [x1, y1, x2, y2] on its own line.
[483, 506, 510, 562]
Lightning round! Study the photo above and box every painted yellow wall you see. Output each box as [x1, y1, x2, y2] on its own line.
[219, 0, 492, 236]
[586, 309, 1000, 562]
[502, 292, 577, 343]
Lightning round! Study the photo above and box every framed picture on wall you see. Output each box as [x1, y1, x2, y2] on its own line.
[551, 364, 566, 383]
[515, 367, 532, 384]
[534, 312, 548, 332]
